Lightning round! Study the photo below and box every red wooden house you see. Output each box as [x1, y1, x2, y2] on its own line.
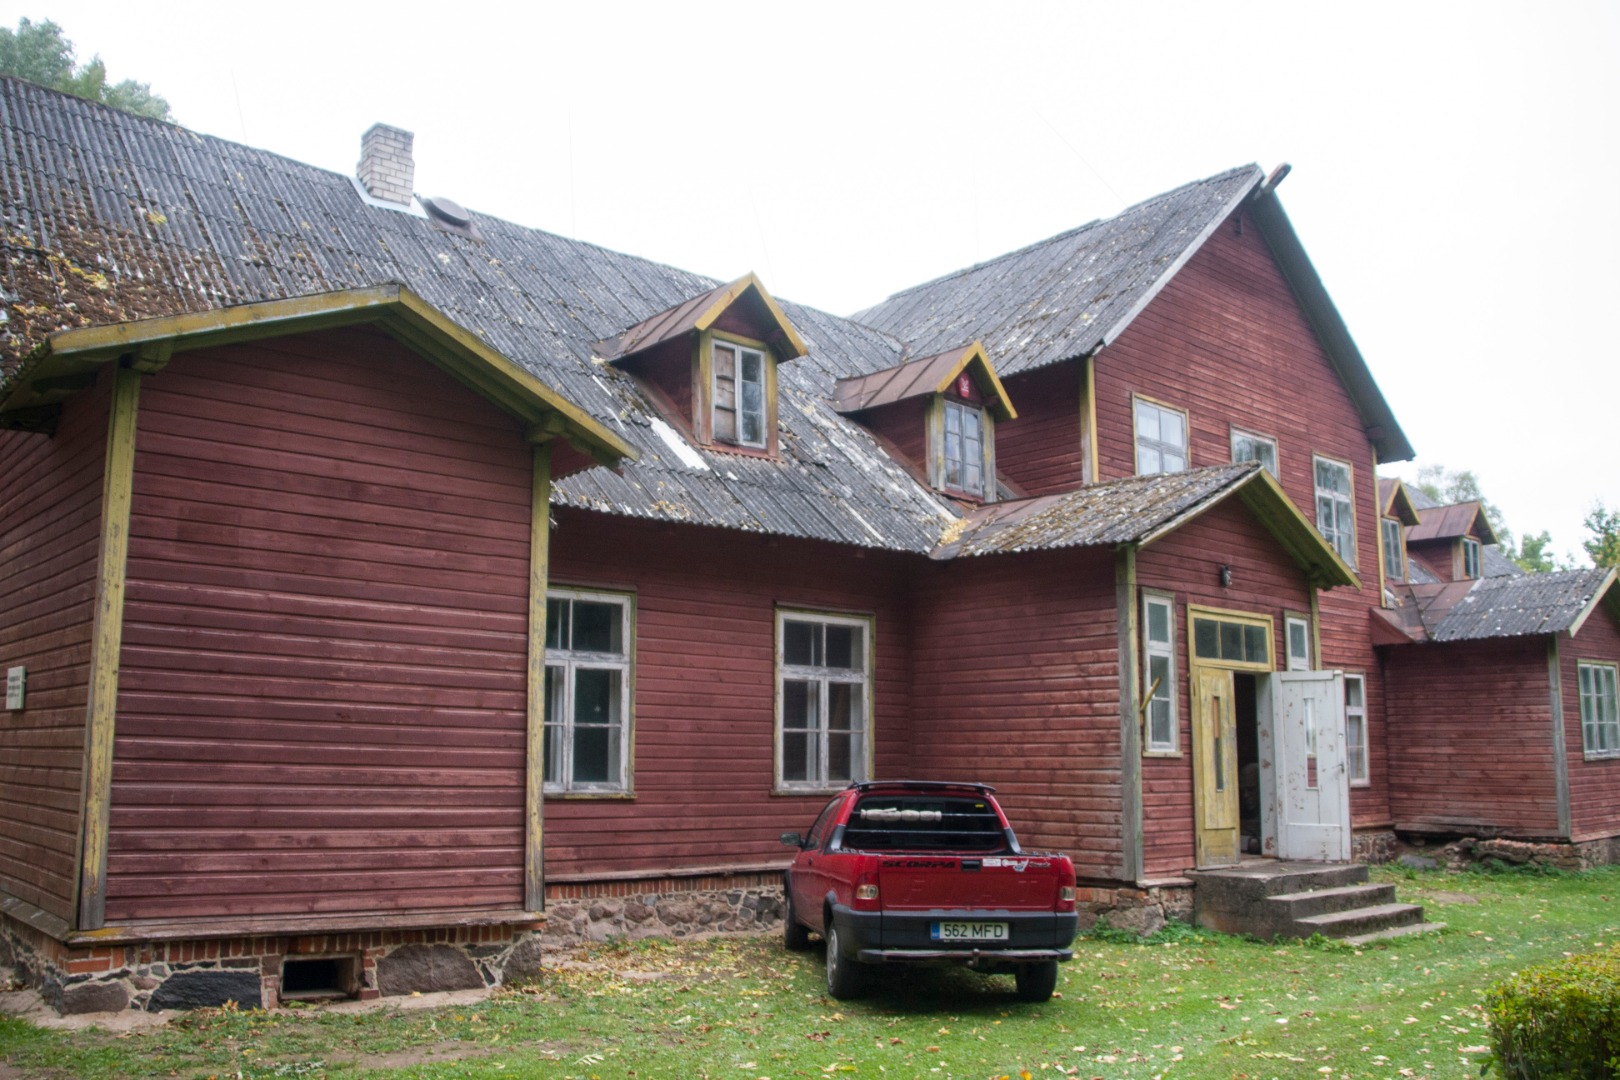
[2, 79, 1618, 1012]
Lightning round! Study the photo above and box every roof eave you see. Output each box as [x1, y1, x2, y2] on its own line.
[1566, 567, 1620, 638]
[1231, 468, 1362, 589]
[1246, 188, 1415, 464]
[5, 284, 636, 472]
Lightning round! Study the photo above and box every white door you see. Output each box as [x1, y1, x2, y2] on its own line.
[1259, 671, 1350, 862]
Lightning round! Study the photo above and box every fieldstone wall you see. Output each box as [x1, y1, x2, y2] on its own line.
[537, 886, 785, 952]
[1353, 829, 1399, 864]
[1395, 834, 1620, 872]
[1073, 882, 1194, 937]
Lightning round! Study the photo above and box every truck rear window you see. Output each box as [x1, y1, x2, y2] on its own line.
[840, 795, 1011, 853]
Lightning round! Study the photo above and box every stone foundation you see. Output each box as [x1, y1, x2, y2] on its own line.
[1352, 828, 1399, 864]
[1073, 881, 1194, 937]
[539, 870, 786, 950]
[1395, 833, 1620, 872]
[0, 913, 543, 1015]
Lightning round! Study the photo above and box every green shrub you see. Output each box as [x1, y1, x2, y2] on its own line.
[1484, 943, 1620, 1077]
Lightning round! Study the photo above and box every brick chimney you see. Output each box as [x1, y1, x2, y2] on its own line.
[357, 123, 414, 205]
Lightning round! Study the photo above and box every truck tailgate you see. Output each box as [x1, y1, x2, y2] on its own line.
[876, 855, 1062, 911]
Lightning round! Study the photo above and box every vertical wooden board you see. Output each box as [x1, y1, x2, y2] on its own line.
[0, 372, 112, 924]
[104, 327, 535, 923]
[526, 443, 551, 910]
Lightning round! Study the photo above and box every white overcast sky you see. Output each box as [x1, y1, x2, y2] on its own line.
[17, 1, 1620, 563]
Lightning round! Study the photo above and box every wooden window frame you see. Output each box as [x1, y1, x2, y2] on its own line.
[1142, 591, 1179, 755]
[543, 587, 635, 796]
[1344, 673, 1369, 785]
[1313, 455, 1357, 569]
[1460, 537, 1482, 580]
[1381, 517, 1406, 583]
[710, 334, 768, 449]
[1187, 605, 1274, 672]
[1132, 395, 1189, 476]
[1230, 426, 1279, 478]
[1284, 613, 1313, 671]
[775, 608, 874, 794]
[1578, 660, 1620, 760]
[938, 397, 989, 499]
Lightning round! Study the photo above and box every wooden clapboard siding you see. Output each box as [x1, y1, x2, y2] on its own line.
[1135, 497, 1315, 877]
[995, 363, 1083, 496]
[909, 547, 1125, 881]
[852, 397, 930, 482]
[0, 371, 111, 923]
[104, 326, 534, 923]
[1385, 636, 1560, 836]
[1565, 606, 1620, 843]
[543, 509, 913, 879]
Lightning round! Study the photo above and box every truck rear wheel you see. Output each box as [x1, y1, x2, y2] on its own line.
[782, 884, 811, 952]
[824, 924, 865, 999]
[1014, 960, 1059, 1002]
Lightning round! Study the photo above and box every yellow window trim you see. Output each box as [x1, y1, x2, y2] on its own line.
[1186, 604, 1276, 673]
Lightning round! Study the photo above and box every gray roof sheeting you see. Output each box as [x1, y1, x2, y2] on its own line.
[1431, 568, 1617, 642]
[0, 78, 956, 553]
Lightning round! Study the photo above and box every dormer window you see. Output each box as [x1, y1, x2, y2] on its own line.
[1461, 537, 1482, 579]
[832, 341, 1015, 506]
[1382, 517, 1406, 582]
[713, 337, 767, 448]
[596, 273, 807, 458]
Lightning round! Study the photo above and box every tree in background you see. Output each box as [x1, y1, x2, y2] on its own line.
[1514, 530, 1560, 573]
[0, 18, 170, 120]
[1584, 503, 1620, 569]
[1412, 464, 1572, 573]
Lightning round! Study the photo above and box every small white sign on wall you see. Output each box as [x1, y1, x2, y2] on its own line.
[6, 667, 23, 711]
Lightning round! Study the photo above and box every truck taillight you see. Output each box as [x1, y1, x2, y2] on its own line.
[1057, 862, 1077, 912]
[1059, 886, 1076, 902]
[853, 869, 880, 910]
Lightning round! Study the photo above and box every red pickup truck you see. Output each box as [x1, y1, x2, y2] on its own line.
[780, 780, 1079, 1001]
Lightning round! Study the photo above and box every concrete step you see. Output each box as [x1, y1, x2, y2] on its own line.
[1294, 902, 1426, 939]
[1342, 922, 1448, 947]
[1267, 883, 1398, 920]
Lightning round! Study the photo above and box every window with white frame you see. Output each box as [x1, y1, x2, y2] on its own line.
[1231, 428, 1278, 478]
[942, 399, 986, 497]
[778, 611, 871, 789]
[1142, 593, 1177, 753]
[1285, 615, 1312, 671]
[1344, 674, 1368, 784]
[1462, 538, 1482, 579]
[544, 589, 633, 793]
[1134, 397, 1188, 475]
[713, 339, 766, 448]
[1579, 661, 1620, 758]
[1382, 518, 1406, 582]
[1314, 456, 1357, 567]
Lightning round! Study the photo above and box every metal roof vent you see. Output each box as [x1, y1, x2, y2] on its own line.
[424, 195, 479, 239]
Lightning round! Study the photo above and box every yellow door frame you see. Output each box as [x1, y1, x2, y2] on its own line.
[1186, 605, 1274, 869]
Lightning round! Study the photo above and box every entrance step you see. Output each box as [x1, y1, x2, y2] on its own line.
[1188, 860, 1442, 942]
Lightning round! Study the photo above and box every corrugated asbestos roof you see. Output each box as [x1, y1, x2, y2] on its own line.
[934, 464, 1256, 559]
[1390, 568, 1619, 643]
[853, 166, 1262, 378]
[0, 78, 954, 553]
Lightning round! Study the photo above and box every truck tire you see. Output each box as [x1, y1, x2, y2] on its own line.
[782, 883, 812, 952]
[1014, 960, 1059, 1003]
[824, 924, 865, 999]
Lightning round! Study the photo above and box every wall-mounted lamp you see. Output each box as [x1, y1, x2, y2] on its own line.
[1219, 565, 1233, 588]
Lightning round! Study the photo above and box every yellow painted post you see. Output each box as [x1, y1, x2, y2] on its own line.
[1080, 356, 1099, 484]
[525, 441, 553, 912]
[1114, 545, 1142, 883]
[75, 363, 141, 931]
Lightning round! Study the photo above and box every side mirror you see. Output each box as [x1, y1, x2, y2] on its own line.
[779, 832, 804, 848]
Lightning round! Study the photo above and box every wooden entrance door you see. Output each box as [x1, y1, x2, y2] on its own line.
[1193, 668, 1241, 867]
[1265, 671, 1351, 862]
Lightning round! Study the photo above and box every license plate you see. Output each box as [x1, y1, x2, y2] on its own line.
[931, 920, 1009, 942]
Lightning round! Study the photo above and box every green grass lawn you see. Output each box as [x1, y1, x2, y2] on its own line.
[2, 863, 1617, 1080]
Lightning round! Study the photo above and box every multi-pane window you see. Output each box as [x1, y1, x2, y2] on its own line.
[942, 399, 985, 497]
[1192, 615, 1270, 667]
[1285, 615, 1312, 671]
[713, 339, 766, 447]
[1314, 456, 1357, 567]
[544, 590, 632, 793]
[778, 612, 871, 789]
[1143, 594, 1177, 753]
[1344, 674, 1368, 784]
[1579, 661, 1619, 758]
[1134, 397, 1188, 475]
[1462, 538, 1482, 579]
[1231, 428, 1278, 478]
[1382, 518, 1406, 582]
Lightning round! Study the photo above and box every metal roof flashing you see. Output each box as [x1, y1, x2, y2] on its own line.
[348, 175, 429, 218]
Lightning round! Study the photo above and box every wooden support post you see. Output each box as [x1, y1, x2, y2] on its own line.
[525, 441, 554, 911]
[75, 364, 141, 931]
[1548, 636, 1571, 839]
[1115, 544, 1143, 884]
